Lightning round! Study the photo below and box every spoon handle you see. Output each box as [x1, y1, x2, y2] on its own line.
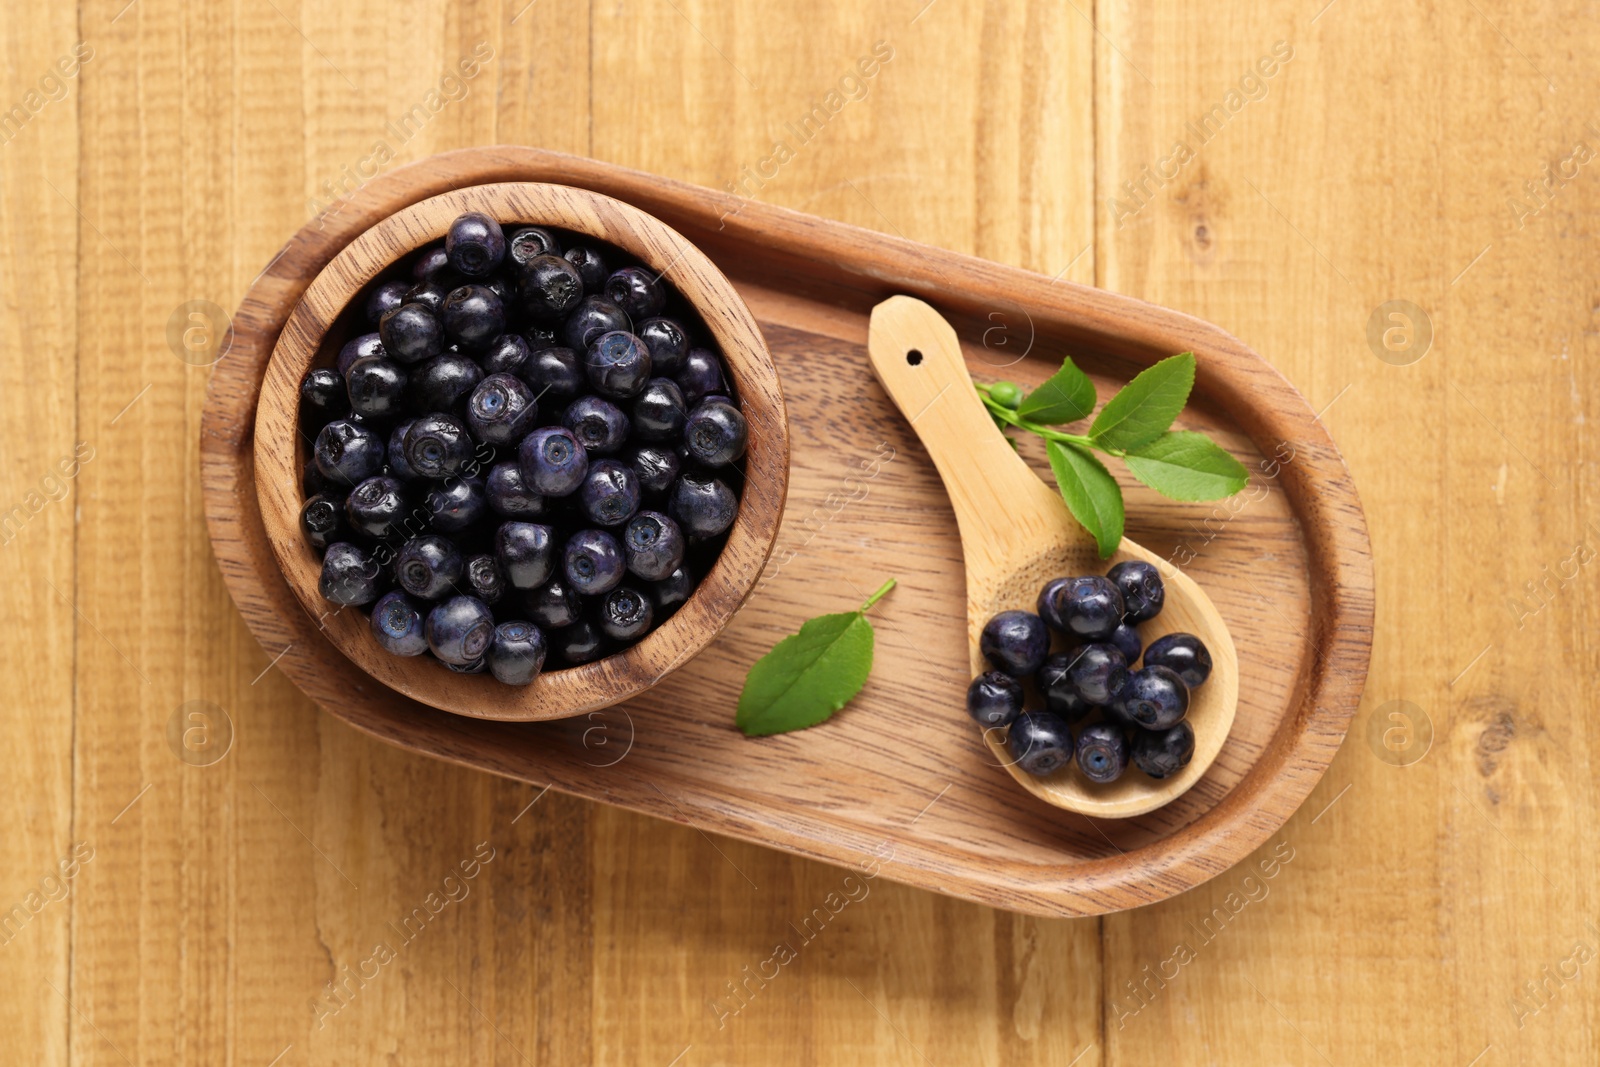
[866, 295, 1074, 563]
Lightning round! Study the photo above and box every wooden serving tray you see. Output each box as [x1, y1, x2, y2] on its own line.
[201, 146, 1373, 917]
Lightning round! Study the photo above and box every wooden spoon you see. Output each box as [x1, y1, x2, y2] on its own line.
[866, 295, 1238, 818]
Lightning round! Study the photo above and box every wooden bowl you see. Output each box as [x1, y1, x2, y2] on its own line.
[253, 182, 789, 721]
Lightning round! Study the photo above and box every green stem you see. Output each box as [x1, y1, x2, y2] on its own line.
[979, 392, 1098, 450]
[859, 578, 897, 614]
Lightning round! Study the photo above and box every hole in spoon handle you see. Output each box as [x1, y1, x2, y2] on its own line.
[866, 295, 1057, 551]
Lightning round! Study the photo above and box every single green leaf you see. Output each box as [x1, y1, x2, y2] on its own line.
[1016, 358, 1096, 425]
[1123, 431, 1250, 501]
[1088, 352, 1196, 451]
[1046, 441, 1125, 558]
[735, 581, 898, 737]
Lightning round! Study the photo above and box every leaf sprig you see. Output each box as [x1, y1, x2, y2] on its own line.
[977, 353, 1248, 557]
[736, 579, 896, 737]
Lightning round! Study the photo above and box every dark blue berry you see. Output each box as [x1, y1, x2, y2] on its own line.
[319, 542, 381, 605]
[345, 356, 408, 420]
[386, 420, 419, 479]
[966, 671, 1023, 728]
[1109, 623, 1142, 664]
[1036, 577, 1072, 632]
[625, 445, 681, 496]
[517, 253, 584, 320]
[464, 553, 506, 604]
[448, 656, 488, 674]
[623, 510, 685, 581]
[1075, 722, 1130, 784]
[525, 324, 559, 350]
[337, 332, 385, 376]
[300, 493, 347, 551]
[676, 347, 727, 405]
[1142, 633, 1212, 687]
[425, 595, 496, 665]
[423, 477, 487, 532]
[442, 284, 506, 350]
[668, 473, 738, 540]
[562, 244, 607, 291]
[378, 303, 442, 364]
[466, 373, 538, 445]
[631, 378, 687, 441]
[370, 590, 429, 656]
[523, 345, 585, 399]
[365, 279, 411, 326]
[683, 398, 748, 467]
[1107, 560, 1165, 623]
[604, 266, 664, 319]
[403, 413, 473, 478]
[637, 316, 691, 376]
[524, 576, 582, 629]
[562, 295, 631, 351]
[1111, 665, 1189, 729]
[1055, 576, 1125, 641]
[479, 333, 531, 377]
[483, 275, 513, 305]
[507, 226, 561, 268]
[554, 619, 605, 665]
[495, 521, 556, 590]
[488, 620, 547, 685]
[650, 565, 694, 613]
[407, 353, 483, 412]
[404, 280, 449, 315]
[1036, 653, 1092, 721]
[303, 458, 332, 497]
[345, 475, 409, 539]
[579, 460, 641, 527]
[485, 461, 545, 518]
[563, 528, 625, 596]
[314, 419, 385, 485]
[445, 212, 506, 277]
[599, 586, 654, 641]
[411, 245, 452, 282]
[1065, 642, 1129, 705]
[1007, 711, 1073, 777]
[395, 534, 463, 599]
[562, 395, 630, 454]
[300, 368, 348, 426]
[1132, 721, 1196, 779]
[519, 426, 589, 496]
[586, 330, 653, 400]
[980, 610, 1049, 677]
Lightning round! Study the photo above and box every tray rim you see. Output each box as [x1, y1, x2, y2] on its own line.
[201, 145, 1375, 916]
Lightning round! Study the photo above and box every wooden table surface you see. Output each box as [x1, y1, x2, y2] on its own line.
[3, 0, 1592, 1063]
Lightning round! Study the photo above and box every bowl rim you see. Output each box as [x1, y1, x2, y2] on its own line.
[253, 181, 789, 720]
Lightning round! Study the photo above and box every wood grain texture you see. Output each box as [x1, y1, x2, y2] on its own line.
[865, 294, 1241, 816]
[0, 4, 78, 1065]
[255, 182, 788, 720]
[13, 0, 1592, 1062]
[1096, 1, 1600, 1064]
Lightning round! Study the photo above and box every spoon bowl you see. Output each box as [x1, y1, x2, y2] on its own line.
[866, 295, 1238, 817]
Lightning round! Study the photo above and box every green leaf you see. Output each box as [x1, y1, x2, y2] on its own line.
[1016, 358, 1096, 425]
[1123, 431, 1250, 501]
[1046, 441, 1125, 558]
[736, 581, 894, 737]
[1088, 352, 1196, 451]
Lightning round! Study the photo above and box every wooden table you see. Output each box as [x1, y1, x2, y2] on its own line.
[3, 1, 1590, 1063]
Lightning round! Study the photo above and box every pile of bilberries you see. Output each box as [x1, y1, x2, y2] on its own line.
[967, 560, 1212, 783]
[298, 211, 745, 686]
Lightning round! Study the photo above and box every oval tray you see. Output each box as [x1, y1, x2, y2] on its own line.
[201, 146, 1373, 917]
